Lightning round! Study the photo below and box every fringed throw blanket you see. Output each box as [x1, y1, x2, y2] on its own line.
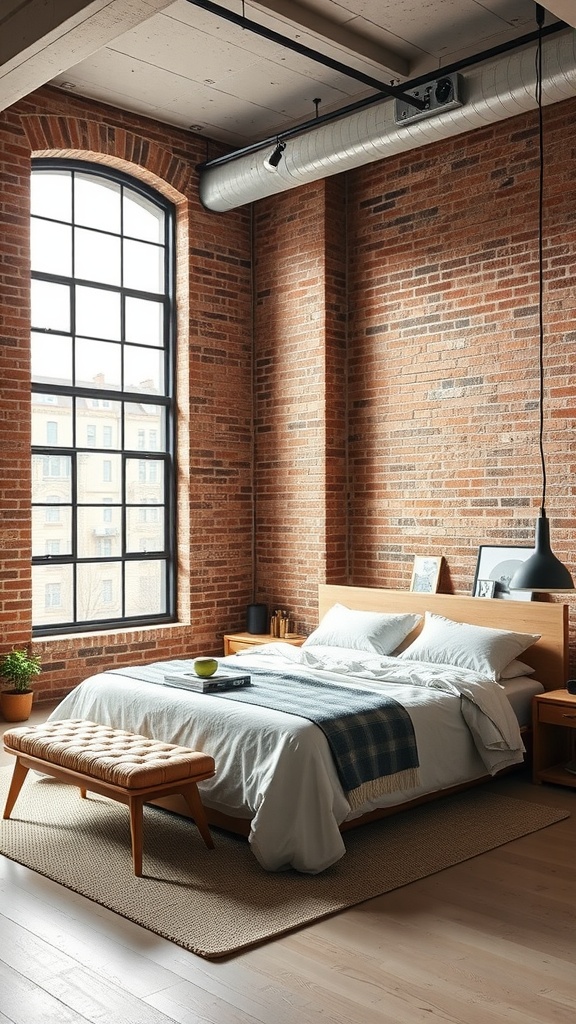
[112, 663, 420, 809]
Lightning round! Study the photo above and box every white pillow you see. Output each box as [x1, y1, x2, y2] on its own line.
[499, 659, 536, 680]
[303, 604, 422, 656]
[397, 612, 540, 680]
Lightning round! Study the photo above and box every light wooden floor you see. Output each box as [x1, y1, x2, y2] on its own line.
[0, 703, 574, 1024]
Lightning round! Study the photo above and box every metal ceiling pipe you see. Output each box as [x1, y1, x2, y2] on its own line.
[199, 29, 576, 213]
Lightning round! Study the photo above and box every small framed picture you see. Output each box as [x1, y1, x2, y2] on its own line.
[473, 545, 534, 601]
[410, 555, 443, 594]
[474, 578, 496, 598]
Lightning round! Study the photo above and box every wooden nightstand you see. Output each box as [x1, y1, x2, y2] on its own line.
[532, 689, 576, 788]
[223, 632, 307, 655]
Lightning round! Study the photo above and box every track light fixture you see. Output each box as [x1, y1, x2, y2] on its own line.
[265, 139, 286, 170]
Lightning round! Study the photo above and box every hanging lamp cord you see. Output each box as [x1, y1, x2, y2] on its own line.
[535, 4, 546, 515]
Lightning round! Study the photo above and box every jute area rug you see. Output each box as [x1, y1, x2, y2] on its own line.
[0, 767, 568, 960]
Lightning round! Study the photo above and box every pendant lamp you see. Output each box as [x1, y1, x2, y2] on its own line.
[509, 6, 574, 594]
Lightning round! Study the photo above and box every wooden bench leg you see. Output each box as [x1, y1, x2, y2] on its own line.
[3, 758, 30, 820]
[181, 782, 214, 849]
[128, 794, 145, 876]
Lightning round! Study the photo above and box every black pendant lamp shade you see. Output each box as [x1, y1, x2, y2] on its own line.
[509, 509, 574, 593]
[508, 6, 573, 596]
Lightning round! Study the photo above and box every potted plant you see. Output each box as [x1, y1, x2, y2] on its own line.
[0, 647, 42, 722]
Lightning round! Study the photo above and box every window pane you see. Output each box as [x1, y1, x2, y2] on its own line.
[76, 284, 121, 341]
[126, 458, 164, 501]
[31, 280, 70, 333]
[31, 332, 72, 386]
[74, 227, 121, 286]
[75, 338, 121, 389]
[125, 560, 166, 616]
[126, 507, 164, 553]
[77, 561, 122, 621]
[31, 219, 72, 275]
[124, 345, 164, 393]
[32, 564, 73, 625]
[75, 174, 121, 233]
[31, 454, 72, 497]
[125, 296, 164, 346]
[77, 452, 121, 502]
[32, 506, 72, 556]
[123, 191, 164, 242]
[123, 238, 164, 292]
[31, 171, 72, 221]
[31, 457, 72, 502]
[77, 508, 121, 557]
[31, 394, 73, 447]
[124, 404, 165, 451]
[74, 401, 122, 451]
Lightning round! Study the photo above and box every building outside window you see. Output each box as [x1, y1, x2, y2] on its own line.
[30, 161, 176, 634]
[45, 583, 61, 608]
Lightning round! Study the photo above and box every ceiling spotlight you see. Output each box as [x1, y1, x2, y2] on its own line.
[265, 140, 286, 170]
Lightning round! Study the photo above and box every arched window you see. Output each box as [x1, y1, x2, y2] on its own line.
[30, 160, 175, 634]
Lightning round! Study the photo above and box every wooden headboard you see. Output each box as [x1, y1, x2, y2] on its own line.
[318, 585, 568, 691]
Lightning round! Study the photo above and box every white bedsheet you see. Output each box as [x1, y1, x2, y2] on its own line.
[48, 644, 525, 874]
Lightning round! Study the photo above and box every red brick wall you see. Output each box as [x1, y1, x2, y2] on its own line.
[0, 87, 254, 701]
[2, 83, 576, 701]
[252, 177, 348, 631]
[345, 99, 576, 657]
[342, 98, 573, 598]
[250, 98, 576, 665]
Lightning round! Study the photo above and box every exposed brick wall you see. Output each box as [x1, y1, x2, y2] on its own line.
[0, 87, 254, 701]
[252, 177, 349, 632]
[2, 81, 576, 702]
[346, 99, 576, 664]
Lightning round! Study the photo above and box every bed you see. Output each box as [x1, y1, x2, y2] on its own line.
[47, 585, 568, 874]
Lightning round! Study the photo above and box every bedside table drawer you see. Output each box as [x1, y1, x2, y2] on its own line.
[538, 704, 576, 728]
[226, 638, 254, 654]
[223, 633, 306, 656]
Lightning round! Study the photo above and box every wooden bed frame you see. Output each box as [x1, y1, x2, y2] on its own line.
[161, 585, 569, 836]
[319, 585, 568, 691]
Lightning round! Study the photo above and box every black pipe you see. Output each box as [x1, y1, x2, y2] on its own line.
[196, 17, 568, 172]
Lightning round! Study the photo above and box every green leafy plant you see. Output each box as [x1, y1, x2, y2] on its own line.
[0, 647, 42, 693]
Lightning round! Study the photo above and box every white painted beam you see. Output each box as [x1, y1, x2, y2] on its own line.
[0, 0, 175, 111]
[253, 0, 409, 78]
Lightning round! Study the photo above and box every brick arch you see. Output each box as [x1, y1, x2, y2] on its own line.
[20, 114, 191, 201]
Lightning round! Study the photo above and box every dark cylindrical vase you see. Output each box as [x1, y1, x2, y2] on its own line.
[246, 603, 268, 634]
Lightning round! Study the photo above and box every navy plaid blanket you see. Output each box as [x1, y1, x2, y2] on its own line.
[112, 661, 420, 802]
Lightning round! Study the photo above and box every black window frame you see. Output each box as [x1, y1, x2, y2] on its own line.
[31, 158, 176, 636]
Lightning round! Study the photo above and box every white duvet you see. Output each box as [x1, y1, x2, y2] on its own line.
[48, 643, 525, 874]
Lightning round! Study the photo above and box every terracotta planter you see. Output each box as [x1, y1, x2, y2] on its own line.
[0, 689, 34, 722]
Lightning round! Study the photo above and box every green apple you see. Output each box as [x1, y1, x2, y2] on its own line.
[193, 656, 218, 678]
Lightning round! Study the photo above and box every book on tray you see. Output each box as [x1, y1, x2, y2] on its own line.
[163, 671, 252, 692]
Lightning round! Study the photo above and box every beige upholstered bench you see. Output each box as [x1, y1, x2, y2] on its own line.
[2, 719, 216, 876]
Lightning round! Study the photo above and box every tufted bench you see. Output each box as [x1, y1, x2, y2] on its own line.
[2, 719, 216, 876]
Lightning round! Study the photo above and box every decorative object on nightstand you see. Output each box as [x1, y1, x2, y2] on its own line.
[270, 608, 294, 637]
[223, 632, 306, 656]
[532, 689, 576, 789]
[246, 603, 268, 634]
[566, 678, 576, 695]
